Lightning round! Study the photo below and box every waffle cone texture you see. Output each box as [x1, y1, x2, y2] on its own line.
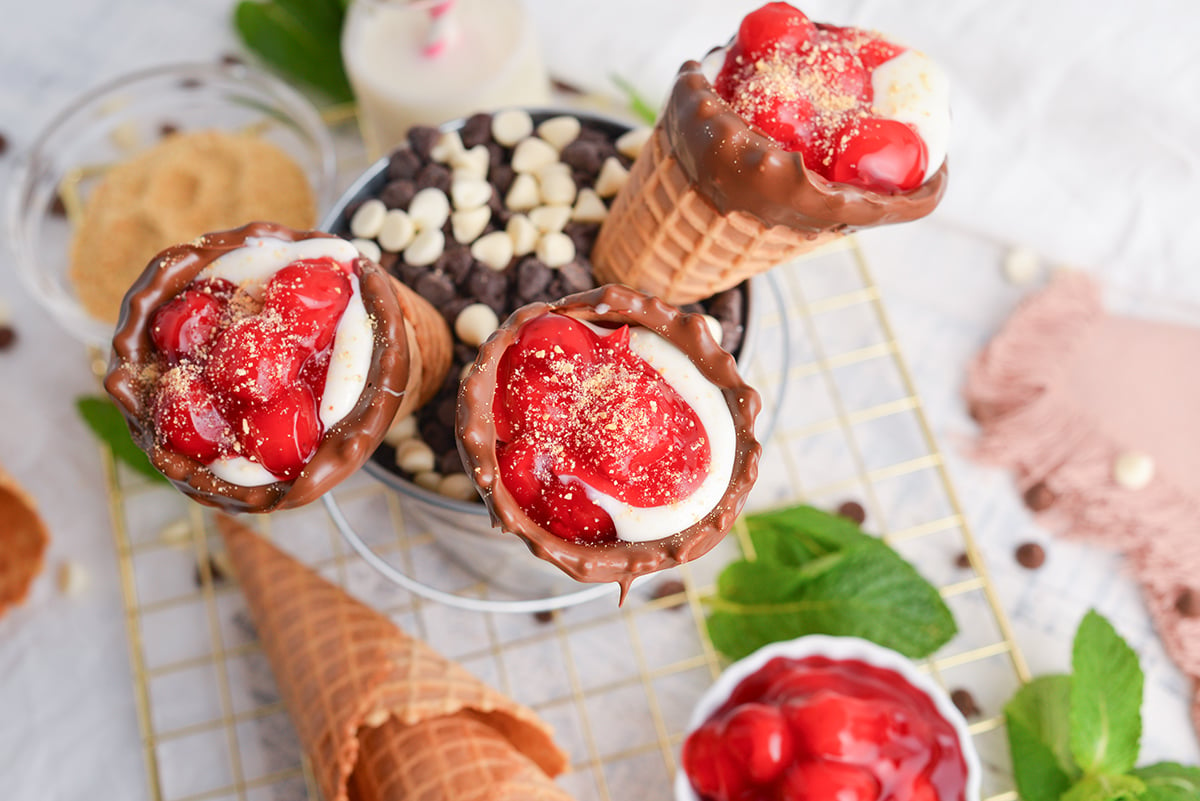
[217, 515, 568, 801]
[0, 464, 49, 619]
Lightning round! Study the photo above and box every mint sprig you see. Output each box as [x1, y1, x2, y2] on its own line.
[704, 505, 956, 661]
[76, 396, 167, 485]
[1004, 610, 1200, 801]
[233, 0, 354, 103]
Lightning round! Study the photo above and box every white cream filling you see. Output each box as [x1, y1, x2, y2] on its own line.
[557, 324, 737, 543]
[196, 236, 373, 486]
[869, 49, 950, 182]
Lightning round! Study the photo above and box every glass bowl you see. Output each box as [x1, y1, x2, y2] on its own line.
[5, 61, 337, 349]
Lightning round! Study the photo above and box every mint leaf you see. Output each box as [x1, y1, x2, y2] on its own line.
[745, 504, 873, 567]
[1133, 763, 1200, 801]
[1004, 675, 1079, 801]
[1070, 611, 1143, 776]
[610, 74, 658, 124]
[76, 396, 167, 485]
[234, 0, 353, 103]
[706, 535, 956, 661]
[1061, 773, 1146, 801]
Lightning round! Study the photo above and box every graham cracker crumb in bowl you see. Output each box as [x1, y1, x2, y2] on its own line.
[68, 129, 316, 325]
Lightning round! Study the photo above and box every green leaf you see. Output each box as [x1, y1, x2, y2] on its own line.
[610, 74, 658, 124]
[744, 504, 874, 567]
[1060, 773, 1146, 801]
[1069, 611, 1143, 776]
[234, 0, 353, 103]
[1133, 763, 1200, 801]
[706, 540, 956, 661]
[1004, 675, 1079, 801]
[75, 396, 167, 484]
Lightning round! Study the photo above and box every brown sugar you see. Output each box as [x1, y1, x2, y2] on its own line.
[68, 129, 316, 324]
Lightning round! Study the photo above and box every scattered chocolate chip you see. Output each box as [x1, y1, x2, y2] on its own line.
[533, 610, 556, 624]
[708, 288, 744, 327]
[179, 77, 204, 90]
[835, 500, 866, 526]
[435, 397, 457, 429]
[414, 162, 451, 194]
[49, 193, 67, 216]
[194, 553, 231, 586]
[459, 113, 492, 148]
[0, 132, 10, 156]
[563, 222, 599, 257]
[159, 122, 180, 138]
[419, 418, 456, 454]
[438, 449, 465, 475]
[407, 126, 440, 159]
[556, 260, 596, 295]
[220, 53, 244, 67]
[551, 76, 586, 96]
[0, 326, 16, 351]
[561, 139, 602, 176]
[719, 321, 743, 354]
[378, 251, 399, 273]
[954, 551, 972, 569]
[1175, 588, 1200, 618]
[387, 148, 421, 181]
[950, 688, 981, 718]
[515, 256, 552, 300]
[651, 579, 687, 609]
[414, 271, 456, 308]
[465, 266, 508, 308]
[1023, 482, 1056, 512]
[437, 246, 474, 285]
[490, 163, 515, 198]
[1015, 542, 1046, 569]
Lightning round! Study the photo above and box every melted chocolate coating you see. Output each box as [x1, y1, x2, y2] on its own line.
[666, 57, 948, 232]
[456, 284, 762, 600]
[105, 222, 411, 514]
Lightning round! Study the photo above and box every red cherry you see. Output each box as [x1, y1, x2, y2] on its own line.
[779, 761, 880, 801]
[203, 316, 305, 406]
[721, 703, 794, 785]
[153, 367, 228, 463]
[744, 95, 816, 152]
[856, 35, 905, 71]
[907, 776, 939, 801]
[736, 3, 816, 61]
[264, 258, 353, 352]
[682, 723, 746, 801]
[809, 40, 869, 101]
[150, 285, 229, 363]
[830, 118, 928, 193]
[783, 691, 890, 764]
[239, 384, 322, 480]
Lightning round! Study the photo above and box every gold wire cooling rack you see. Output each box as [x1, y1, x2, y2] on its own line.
[100, 235, 1030, 801]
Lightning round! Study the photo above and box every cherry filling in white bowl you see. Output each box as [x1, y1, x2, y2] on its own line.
[457, 284, 761, 598]
[677, 637, 980, 801]
[106, 222, 412, 513]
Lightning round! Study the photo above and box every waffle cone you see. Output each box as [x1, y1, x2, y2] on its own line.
[592, 125, 838, 305]
[389, 276, 452, 417]
[217, 515, 568, 801]
[0, 464, 49, 619]
[349, 713, 572, 801]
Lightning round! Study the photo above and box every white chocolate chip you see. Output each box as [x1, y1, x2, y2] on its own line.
[536, 231, 576, 268]
[571, 188, 608, 223]
[470, 231, 515, 271]
[454, 302, 501, 346]
[450, 144, 490, 179]
[57, 560, 88, 596]
[507, 214, 539, 257]
[407, 187, 451, 230]
[403, 228, 445, 267]
[351, 238, 382, 263]
[536, 116, 582, 150]
[504, 173, 540, 212]
[109, 121, 140, 153]
[1113, 451, 1155, 490]
[594, 157, 630, 198]
[430, 130, 465, 163]
[616, 127, 653, 160]
[413, 471, 443, 492]
[528, 204, 572, 234]
[395, 439, 436, 474]
[701, 314, 724, 343]
[492, 109, 534, 146]
[438, 473, 479, 502]
[450, 175, 492, 210]
[451, 206, 492, 245]
[538, 169, 577, 206]
[377, 209, 416, 252]
[1003, 246, 1042, 286]
[383, 415, 418, 447]
[349, 198, 388, 239]
[511, 137, 559, 174]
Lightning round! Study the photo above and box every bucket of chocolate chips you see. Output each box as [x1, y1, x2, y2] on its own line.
[321, 108, 764, 597]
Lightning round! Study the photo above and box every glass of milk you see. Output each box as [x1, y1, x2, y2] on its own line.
[342, 0, 552, 158]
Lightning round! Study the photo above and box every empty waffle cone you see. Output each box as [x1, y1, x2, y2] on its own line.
[0, 464, 50, 619]
[350, 713, 573, 801]
[389, 276, 453, 417]
[217, 515, 567, 801]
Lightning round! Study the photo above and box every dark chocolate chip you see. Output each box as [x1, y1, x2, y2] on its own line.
[159, 122, 180, 138]
[680, 302, 705, 315]
[0, 326, 16, 351]
[563, 222, 599, 257]
[577, 126, 610, 145]
[459, 113, 493, 148]
[557, 261, 595, 295]
[551, 76, 586, 95]
[533, 610, 556, 624]
[836, 500, 867, 525]
[465, 266, 508, 307]
[438, 449, 466, 475]
[440, 297, 475, 329]
[378, 251, 399, 273]
[220, 53, 244, 67]
[49, 193, 67, 216]
[491, 163, 515, 199]
[419, 418, 455, 454]
[453, 341, 477, 365]
[387, 148, 422, 181]
[194, 553, 230, 587]
[1175, 588, 1200, 618]
[651, 579, 687, 609]
[0, 132, 8, 156]
[1023, 482, 1056, 512]
[950, 688, 981, 718]
[954, 551, 972, 569]
[561, 140, 602, 175]
[436, 397, 457, 428]
[407, 126, 440, 159]
[719, 321, 743, 354]
[437, 246, 474, 285]
[1015, 542, 1046, 569]
[398, 260, 427, 287]
[515, 256, 552, 300]
[179, 77, 204, 90]
[708, 288, 744, 327]
[415, 163, 451, 194]
[414, 271, 457, 307]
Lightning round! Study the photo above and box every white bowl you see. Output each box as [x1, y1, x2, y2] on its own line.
[675, 636, 981, 801]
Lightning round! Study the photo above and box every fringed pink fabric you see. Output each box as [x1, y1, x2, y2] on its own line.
[965, 271, 1200, 739]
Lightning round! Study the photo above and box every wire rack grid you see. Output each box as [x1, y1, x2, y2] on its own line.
[100, 235, 1029, 801]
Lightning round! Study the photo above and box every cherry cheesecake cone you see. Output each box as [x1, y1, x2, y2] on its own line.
[592, 59, 947, 306]
[456, 284, 762, 600]
[217, 515, 569, 801]
[0, 464, 50, 619]
[106, 222, 449, 513]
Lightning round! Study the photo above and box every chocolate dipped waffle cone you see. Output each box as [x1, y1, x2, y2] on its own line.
[217, 515, 568, 801]
[0, 465, 50, 618]
[593, 60, 946, 305]
[388, 276, 453, 419]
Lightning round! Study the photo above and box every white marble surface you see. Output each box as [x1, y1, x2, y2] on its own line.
[1, 1, 1197, 797]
